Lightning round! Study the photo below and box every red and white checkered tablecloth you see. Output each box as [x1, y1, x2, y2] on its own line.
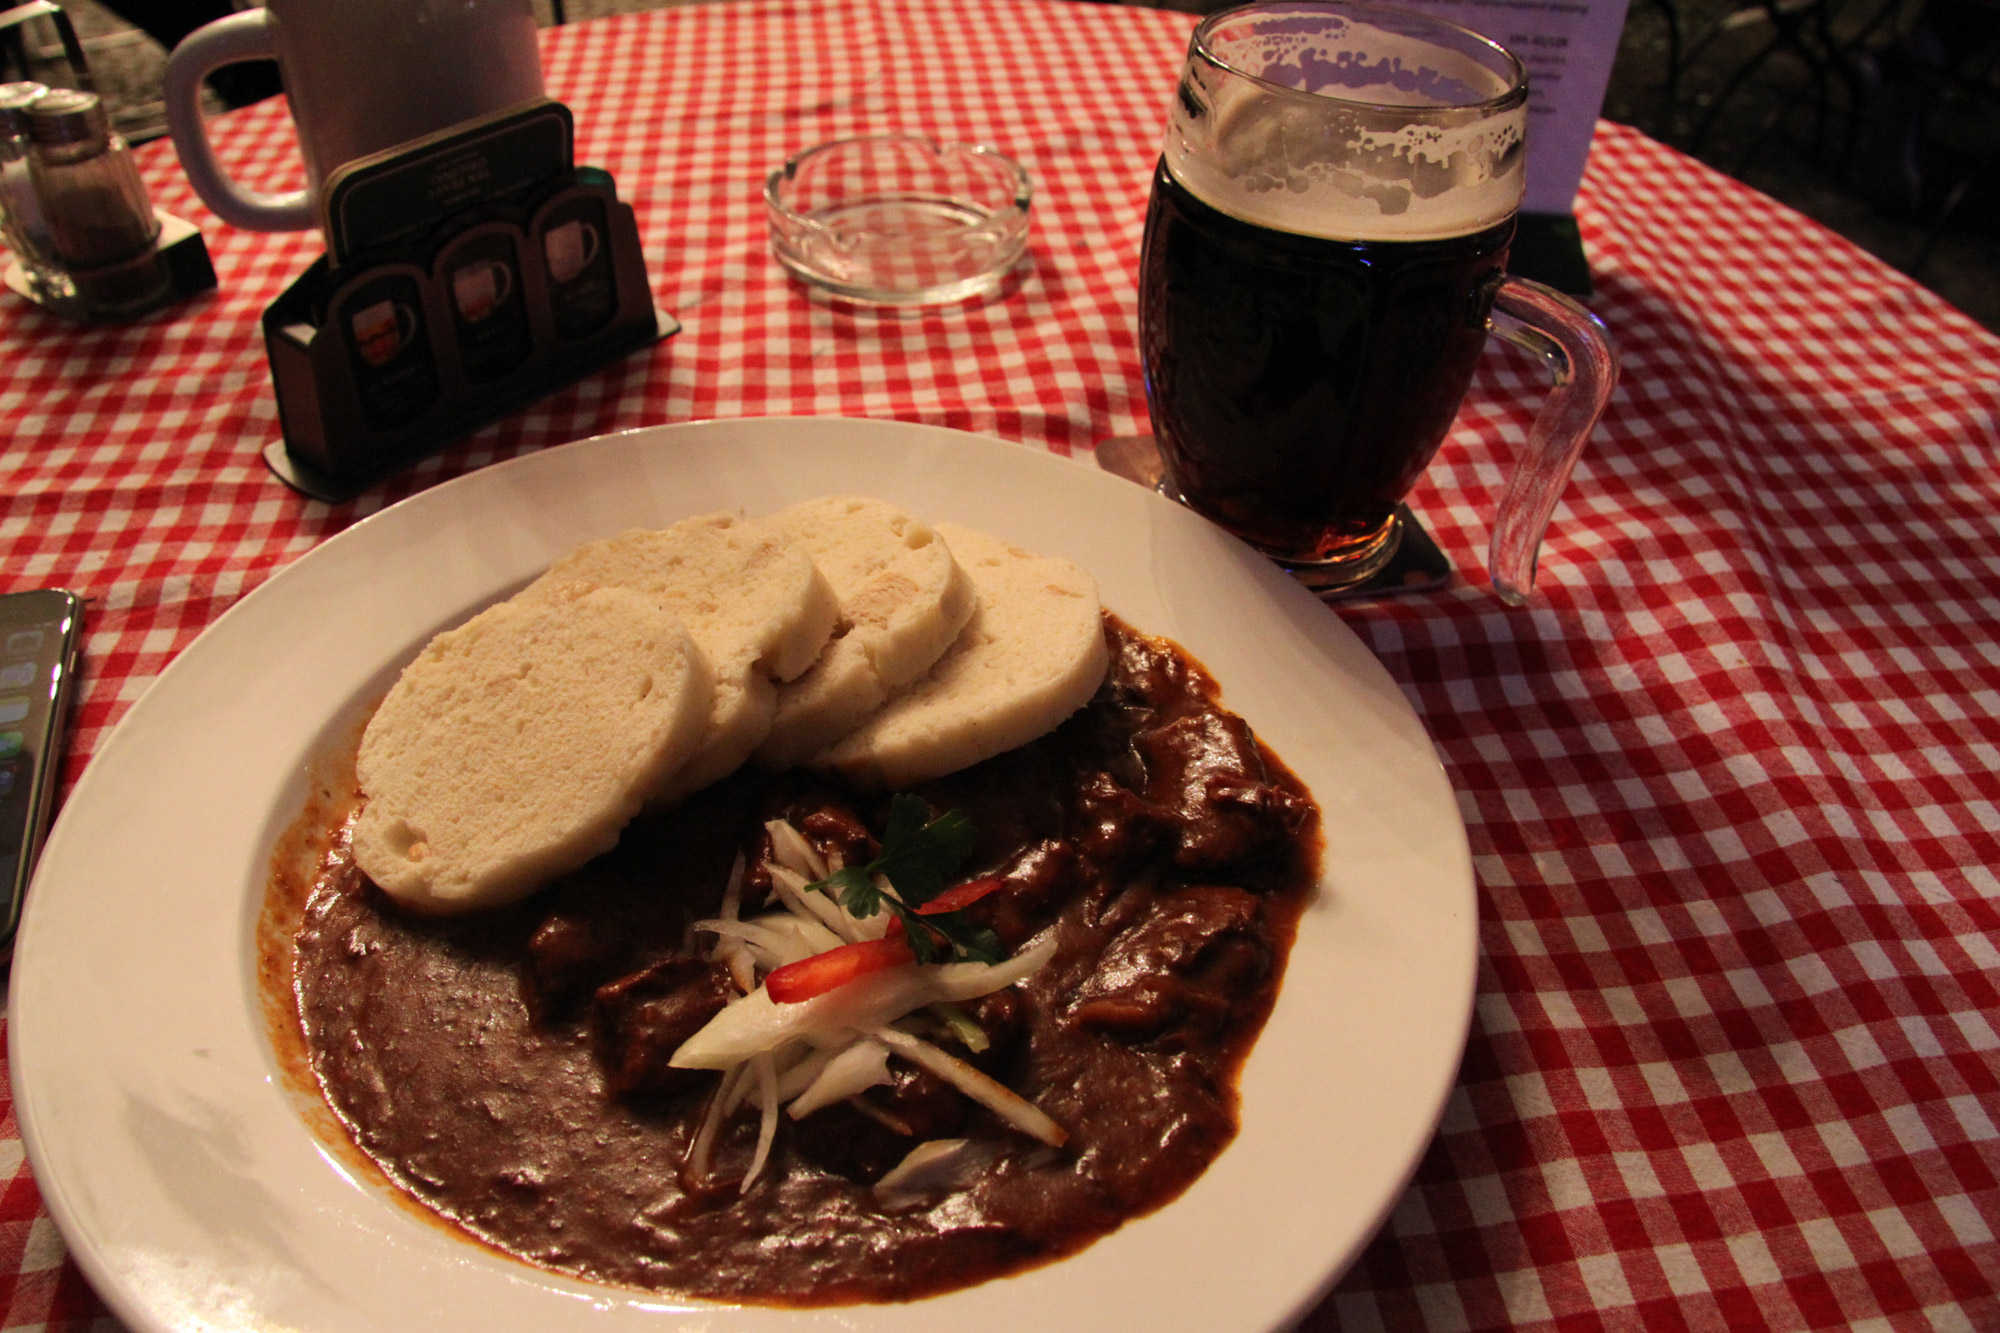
[3, 0, 1997, 1328]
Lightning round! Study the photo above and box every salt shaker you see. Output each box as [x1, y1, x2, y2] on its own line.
[27, 87, 167, 314]
[0, 80, 72, 302]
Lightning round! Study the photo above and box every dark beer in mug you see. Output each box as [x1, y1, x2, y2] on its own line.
[1140, 160, 1512, 566]
[1140, 0, 1543, 589]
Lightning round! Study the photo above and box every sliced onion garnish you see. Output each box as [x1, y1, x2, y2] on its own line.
[761, 912, 846, 959]
[760, 888, 848, 956]
[788, 1038, 891, 1119]
[866, 1025, 1067, 1148]
[845, 898, 893, 942]
[719, 1039, 804, 1116]
[675, 823, 1066, 1183]
[765, 819, 829, 882]
[768, 864, 861, 944]
[767, 819, 888, 940]
[693, 917, 816, 971]
[718, 851, 746, 921]
[710, 852, 754, 991]
[723, 949, 757, 994]
[671, 938, 1056, 1070]
[766, 860, 886, 942]
[773, 1045, 840, 1103]
[741, 1052, 780, 1193]
[872, 1138, 1004, 1209]
[684, 1062, 748, 1190]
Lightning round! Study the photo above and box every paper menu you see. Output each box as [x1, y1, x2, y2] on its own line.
[1395, 0, 1635, 216]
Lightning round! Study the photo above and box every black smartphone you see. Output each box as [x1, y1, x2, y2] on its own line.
[0, 589, 83, 945]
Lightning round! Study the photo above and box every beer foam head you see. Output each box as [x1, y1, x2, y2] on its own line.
[1165, 5, 1527, 242]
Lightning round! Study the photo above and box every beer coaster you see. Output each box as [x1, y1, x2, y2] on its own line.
[1089, 436, 1455, 602]
[1300, 506, 1453, 602]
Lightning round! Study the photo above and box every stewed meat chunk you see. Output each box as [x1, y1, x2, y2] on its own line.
[1069, 885, 1269, 1038]
[592, 956, 738, 1096]
[1135, 713, 1311, 871]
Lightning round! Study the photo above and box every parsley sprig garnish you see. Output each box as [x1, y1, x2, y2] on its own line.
[807, 794, 1002, 965]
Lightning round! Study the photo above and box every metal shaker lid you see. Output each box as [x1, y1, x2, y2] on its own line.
[0, 81, 48, 139]
[27, 88, 108, 149]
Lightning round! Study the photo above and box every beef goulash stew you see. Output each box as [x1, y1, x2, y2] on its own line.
[265, 503, 1322, 1305]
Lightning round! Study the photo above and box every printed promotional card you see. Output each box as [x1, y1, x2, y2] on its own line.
[1396, 0, 1634, 216]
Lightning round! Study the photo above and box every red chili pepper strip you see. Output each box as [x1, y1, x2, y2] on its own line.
[766, 936, 915, 1003]
[917, 875, 1005, 916]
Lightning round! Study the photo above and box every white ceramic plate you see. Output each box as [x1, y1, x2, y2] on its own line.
[10, 418, 1474, 1333]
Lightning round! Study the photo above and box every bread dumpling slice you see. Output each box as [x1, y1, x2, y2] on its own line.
[518, 512, 839, 803]
[815, 522, 1109, 789]
[754, 496, 977, 770]
[353, 585, 711, 914]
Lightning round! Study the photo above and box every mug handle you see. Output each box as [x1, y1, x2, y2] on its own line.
[487, 261, 513, 306]
[162, 11, 314, 232]
[1482, 276, 1620, 605]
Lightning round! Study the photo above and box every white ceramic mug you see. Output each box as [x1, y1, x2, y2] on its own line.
[351, 298, 417, 368]
[162, 0, 545, 232]
[451, 259, 513, 323]
[543, 219, 599, 284]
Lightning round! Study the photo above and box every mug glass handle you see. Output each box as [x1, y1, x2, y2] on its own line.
[487, 261, 513, 306]
[162, 11, 314, 232]
[1482, 275, 1619, 605]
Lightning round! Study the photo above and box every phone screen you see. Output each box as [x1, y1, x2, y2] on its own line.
[0, 590, 82, 942]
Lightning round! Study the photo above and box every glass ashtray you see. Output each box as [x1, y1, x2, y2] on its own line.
[765, 134, 1031, 307]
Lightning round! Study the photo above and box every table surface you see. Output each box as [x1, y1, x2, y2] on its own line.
[3, 0, 1998, 1328]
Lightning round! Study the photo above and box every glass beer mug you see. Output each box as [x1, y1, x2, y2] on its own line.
[1138, 0, 1617, 604]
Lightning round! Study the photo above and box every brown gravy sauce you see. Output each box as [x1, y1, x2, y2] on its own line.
[265, 616, 1321, 1304]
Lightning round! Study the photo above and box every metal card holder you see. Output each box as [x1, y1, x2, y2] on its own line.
[260, 103, 676, 503]
[0, 1, 91, 92]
